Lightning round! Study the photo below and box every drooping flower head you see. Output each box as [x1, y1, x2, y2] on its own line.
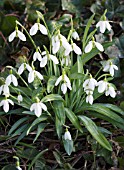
[5, 70, 18, 87]
[0, 98, 14, 113]
[64, 129, 72, 140]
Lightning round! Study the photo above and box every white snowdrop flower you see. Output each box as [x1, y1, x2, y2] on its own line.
[17, 94, 23, 103]
[18, 63, 32, 75]
[86, 94, 94, 105]
[64, 130, 72, 140]
[6, 74, 18, 86]
[30, 23, 47, 36]
[83, 76, 97, 91]
[102, 60, 118, 77]
[52, 35, 60, 54]
[55, 74, 72, 94]
[72, 31, 80, 40]
[33, 51, 42, 61]
[28, 69, 43, 83]
[96, 20, 111, 33]
[0, 98, 14, 113]
[61, 55, 71, 66]
[105, 84, 116, 98]
[30, 101, 47, 117]
[8, 30, 26, 42]
[84, 40, 104, 53]
[40, 56, 47, 68]
[0, 84, 10, 97]
[72, 43, 82, 55]
[97, 80, 108, 93]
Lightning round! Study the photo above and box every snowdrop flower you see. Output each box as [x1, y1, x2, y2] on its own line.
[64, 129, 72, 140]
[105, 83, 116, 98]
[83, 76, 97, 91]
[72, 43, 82, 55]
[102, 60, 118, 77]
[30, 23, 47, 36]
[97, 80, 108, 93]
[72, 31, 80, 41]
[6, 74, 18, 86]
[9, 28, 26, 42]
[84, 37, 104, 53]
[33, 51, 42, 61]
[18, 63, 32, 75]
[0, 98, 14, 113]
[86, 93, 94, 105]
[55, 73, 72, 94]
[0, 84, 10, 97]
[28, 69, 43, 83]
[17, 94, 23, 103]
[30, 100, 47, 117]
[96, 20, 111, 33]
[40, 51, 59, 68]
[61, 55, 71, 66]
[52, 35, 60, 54]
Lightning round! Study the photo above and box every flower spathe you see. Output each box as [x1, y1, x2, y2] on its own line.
[85, 40, 104, 53]
[72, 31, 80, 41]
[30, 101, 47, 117]
[30, 23, 47, 36]
[64, 130, 72, 140]
[8, 30, 26, 42]
[0, 98, 14, 113]
[5, 74, 18, 86]
[96, 20, 111, 33]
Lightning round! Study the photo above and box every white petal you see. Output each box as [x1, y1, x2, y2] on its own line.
[109, 86, 116, 98]
[18, 63, 25, 75]
[42, 51, 47, 55]
[3, 100, 9, 113]
[103, 64, 109, 72]
[105, 21, 111, 31]
[28, 70, 34, 83]
[98, 81, 106, 93]
[113, 65, 118, 70]
[55, 76, 62, 86]
[95, 42, 104, 52]
[40, 56, 47, 67]
[83, 79, 89, 88]
[5, 75, 11, 86]
[18, 94, 23, 103]
[17, 30, 26, 41]
[3, 85, 10, 96]
[7, 99, 14, 105]
[35, 71, 43, 80]
[64, 75, 71, 85]
[33, 52, 42, 61]
[30, 103, 36, 112]
[72, 31, 80, 40]
[72, 43, 82, 55]
[49, 55, 59, 64]
[30, 23, 38, 36]
[86, 95, 93, 105]
[35, 103, 42, 117]
[26, 64, 32, 72]
[99, 21, 106, 33]
[110, 66, 114, 76]
[39, 24, 48, 35]
[61, 83, 67, 94]
[52, 41, 60, 54]
[84, 41, 93, 53]
[11, 75, 18, 86]
[64, 131, 72, 140]
[66, 82, 72, 90]
[40, 102, 47, 111]
[8, 31, 16, 42]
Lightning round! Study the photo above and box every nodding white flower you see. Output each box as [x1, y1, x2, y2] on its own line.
[55, 74, 72, 94]
[28, 69, 43, 83]
[8, 30, 26, 42]
[83, 76, 97, 91]
[40, 51, 59, 68]
[105, 83, 116, 98]
[102, 60, 118, 77]
[97, 80, 108, 93]
[64, 130, 72, 140]
[0, 98, 14, 113]
[33, 51, 42, 61]
[17, 94, 23, 103]
[96, 20, 111, 33]
[61, 55, 71, 66]
[0, 84, 10, 97]
[72, 31, 80, 41]
[85, 40, 104, 53]
[86, 93, 94, 105]
[18, 63, 32, 75]
[6, 74, 18, 86]
[30, 23, 47, 36]
[30, 101, 47, 117]
[72, 43, 82, 55]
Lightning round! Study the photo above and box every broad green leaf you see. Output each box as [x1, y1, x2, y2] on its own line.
[47, 76, 57, 93]
[63, 139, 74, 155]
[28, 149, 48, 170]
[53, 151, 65, 167]
[65, 108, 83, 133]
[27, 115, 48, 135]
[22, 111, 35, 115]
[76, 104, 124, 124]
[11, 124, 28, 137]
[70, 73, 84, 80]
[41, 94, 64, 102]
[8, 117, 29, 135]
[33, 123, 47, 143]
[55, 116, 63, 139]
[78, 115, 112, 151]
[2, 165, 16, 170]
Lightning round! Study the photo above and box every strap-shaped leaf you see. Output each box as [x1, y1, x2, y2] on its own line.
[47, 76, 57, 93]
[78, 115, 112, 151]
[65, 108, 83, 133]
[41, 94, 64, 102]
